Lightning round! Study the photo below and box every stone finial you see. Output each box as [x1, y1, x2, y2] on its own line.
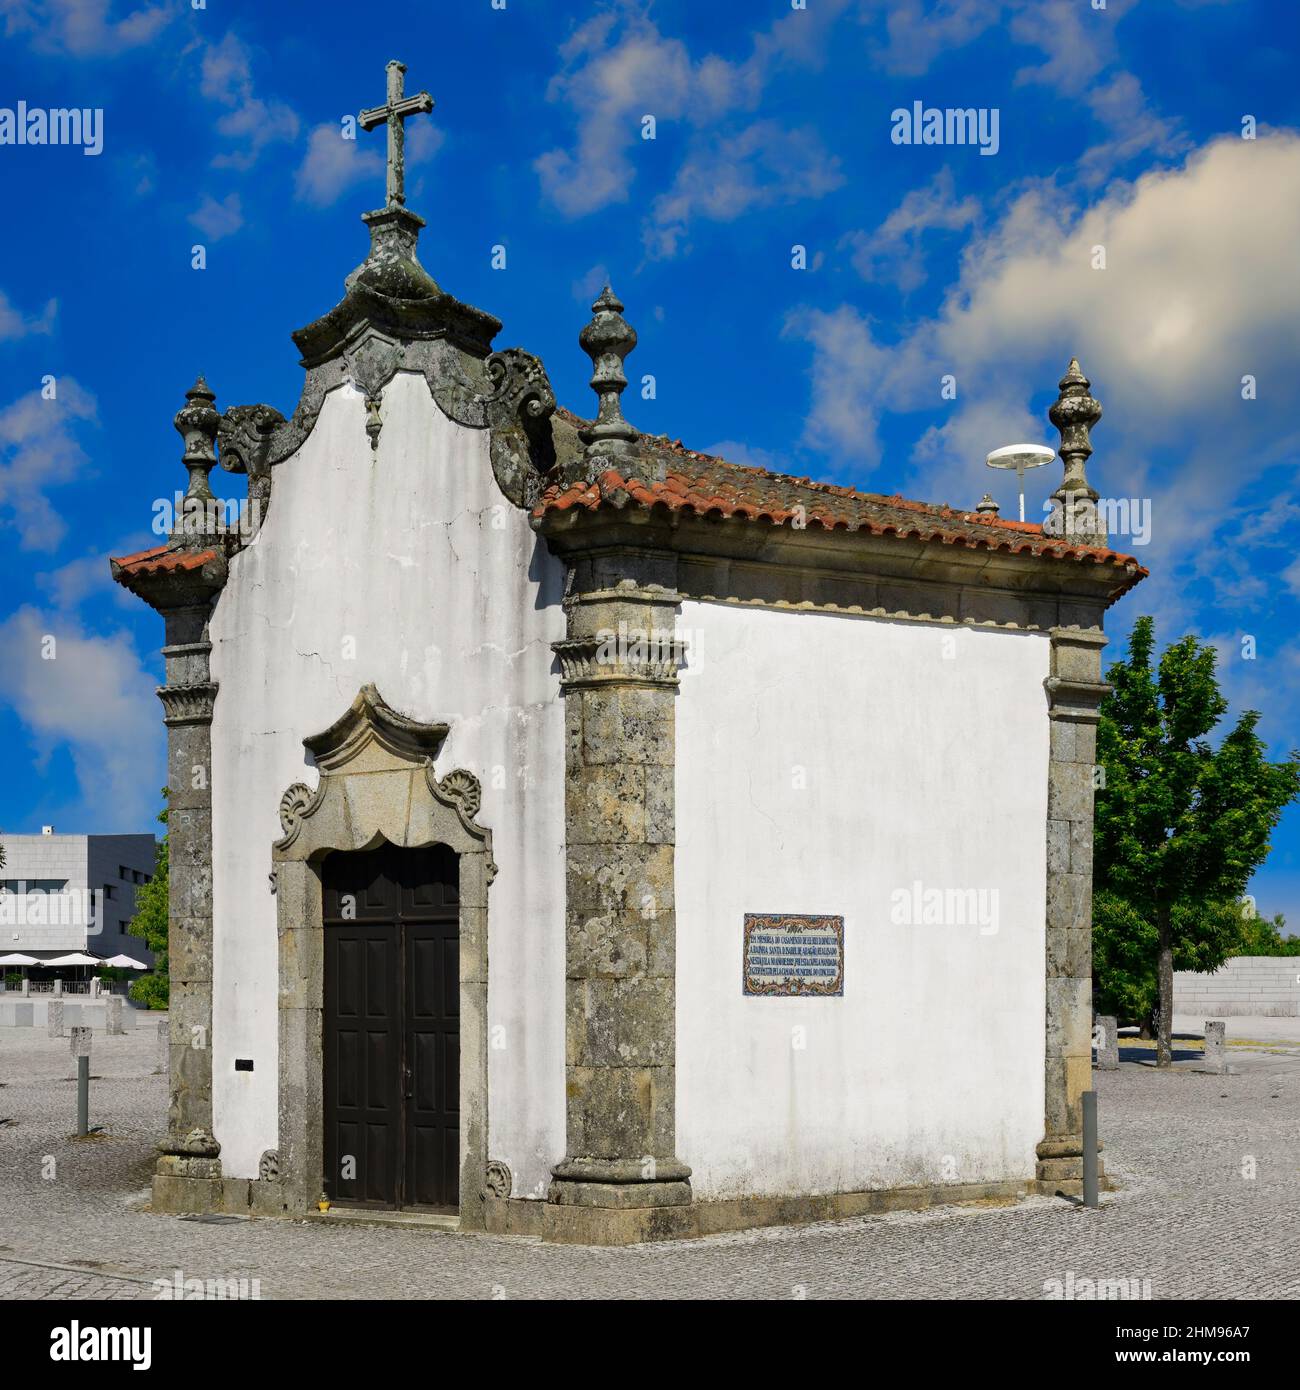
[578, 286, 639, 457]
[975, 493, 999, 516]
[1047, 357, 1106, 544]
[173, 375, 221, 536]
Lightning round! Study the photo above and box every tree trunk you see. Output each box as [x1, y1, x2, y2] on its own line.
[1156, 903, 1174, 1068]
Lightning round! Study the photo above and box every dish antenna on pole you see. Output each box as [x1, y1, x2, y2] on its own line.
[985, 444, 1056, 523]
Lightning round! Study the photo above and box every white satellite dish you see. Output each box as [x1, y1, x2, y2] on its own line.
[985, 443, 1056, 523]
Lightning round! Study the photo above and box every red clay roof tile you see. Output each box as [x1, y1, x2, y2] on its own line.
[534, 444, 1147, 588]
[111, 545, 219, 577]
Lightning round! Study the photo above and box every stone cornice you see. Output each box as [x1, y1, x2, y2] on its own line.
[535, 504, 1137, 612]
[111, 547, 230, 613]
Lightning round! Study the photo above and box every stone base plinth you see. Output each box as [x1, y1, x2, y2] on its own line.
[151, 1173, 1079, 1244]
[483, 1176, 1041, 1245]
[152, 1154, 223, 1215]
[548, 1178, 692, 1210]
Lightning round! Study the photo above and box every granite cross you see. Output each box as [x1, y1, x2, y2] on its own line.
[359, 60, 434, 208]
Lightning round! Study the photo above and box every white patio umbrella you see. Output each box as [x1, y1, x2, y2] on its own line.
[103, 954, 148, 969]
[0, 953, 40, 966]
[43, 952, 101, 966]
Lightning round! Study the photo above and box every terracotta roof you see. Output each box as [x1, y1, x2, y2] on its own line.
[535, 435, 1147, 584]
[110, 544, 219, 577]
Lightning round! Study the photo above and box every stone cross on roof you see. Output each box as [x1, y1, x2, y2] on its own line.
[359, 59, 434, 208]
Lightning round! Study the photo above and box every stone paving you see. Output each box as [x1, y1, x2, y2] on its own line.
[1, 1017, 1297, 1300]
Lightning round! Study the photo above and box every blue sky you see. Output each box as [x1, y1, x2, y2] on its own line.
[1, 0, 1297, 923]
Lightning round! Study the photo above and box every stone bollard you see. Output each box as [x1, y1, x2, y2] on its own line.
[48, 999, 65, 1038]
[155, 1019, 168, 1075]
[106, 995, 124, 1036]
[1202, 1020, 1226, 1073]
[21, 977, 30, 996]
[90, 977, 101, 999]
[1093, 1015, 1119, 1070]
[53, 977, 63, 997]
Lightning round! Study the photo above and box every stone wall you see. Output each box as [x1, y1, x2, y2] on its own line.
[1174, 957, 1300, 1017]
[0, 999, 138, 1030]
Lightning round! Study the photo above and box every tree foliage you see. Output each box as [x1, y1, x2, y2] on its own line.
[128, 791, 170, 1009]
[1093, 617, 1300, 1059]
[1230, 909, 1300, 957]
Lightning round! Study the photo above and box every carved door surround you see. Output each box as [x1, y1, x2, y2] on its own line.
[268, 683, 495, 1224]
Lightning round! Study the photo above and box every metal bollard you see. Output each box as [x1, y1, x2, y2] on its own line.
[70, 1027, 92, 1136]
[1082, 1089, 1099, 1208]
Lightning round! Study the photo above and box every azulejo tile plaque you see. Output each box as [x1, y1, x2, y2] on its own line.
[743, 913, 844, 996]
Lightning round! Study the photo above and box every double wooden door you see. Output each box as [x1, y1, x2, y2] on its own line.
[322, 841, 460, 1211]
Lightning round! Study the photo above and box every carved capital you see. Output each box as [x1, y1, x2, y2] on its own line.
[1044, 675, 1111, 725]
[552, 631, 686, 690]
[157, 681, 219, 726]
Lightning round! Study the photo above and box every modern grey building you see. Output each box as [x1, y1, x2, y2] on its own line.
[0, 830, 157, 966]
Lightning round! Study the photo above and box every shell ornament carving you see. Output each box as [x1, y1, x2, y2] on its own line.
[258, 1149, 281, 1182]
[439, 769, 482, 820]
[278, 783, 314, 837]
[483, 1160, 512, 1200]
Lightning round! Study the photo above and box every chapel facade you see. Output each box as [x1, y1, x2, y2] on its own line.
[111, 62, 1145, 1243]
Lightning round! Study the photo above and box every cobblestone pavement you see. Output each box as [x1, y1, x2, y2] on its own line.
[2, 1020, 1298, 1299]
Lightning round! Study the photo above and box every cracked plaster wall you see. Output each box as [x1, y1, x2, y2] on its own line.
[674, 600, 1049, 1200]
[208, 371, 567, 1187]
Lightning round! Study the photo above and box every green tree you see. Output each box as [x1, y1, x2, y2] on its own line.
[1094, 617, 1300, 1065]
[1093, 893, 1252, 1030]
[127, 791, 170, 1010]
[1230, 909, 1300, 957]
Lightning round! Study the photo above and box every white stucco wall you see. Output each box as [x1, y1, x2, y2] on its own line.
[208, 372, 567, 1193]
[675, 602, 1049, 1200]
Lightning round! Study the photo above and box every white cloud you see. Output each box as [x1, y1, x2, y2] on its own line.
[842, 168, 979, 292]
[863, 0, 1180, 183]
[0, 378, 97, 551]
[36, 549, 121, 611]
[572, 263, 611, 304]
[200, 31, 300, 172]
[783, 304, 890, 467]
[0, 288, 56, 341]
[0, 606, 162, 832]
[188, 192, 244, 242]
[909, 392, 1045, 514]
[122, 151, 156, 198]
[702, 438, 778, 472]
[789, 132, 1300, 521]
[294, 123, 383, 208]
[0, 0, 171, 57]
[644, 121, 844, 260]
[535, 7, 766, 219]
[868, 0, 998, 77]
[925, 134, 1300, 432]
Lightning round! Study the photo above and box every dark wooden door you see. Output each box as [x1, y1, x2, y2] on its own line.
[322, 842, 459, 1211]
